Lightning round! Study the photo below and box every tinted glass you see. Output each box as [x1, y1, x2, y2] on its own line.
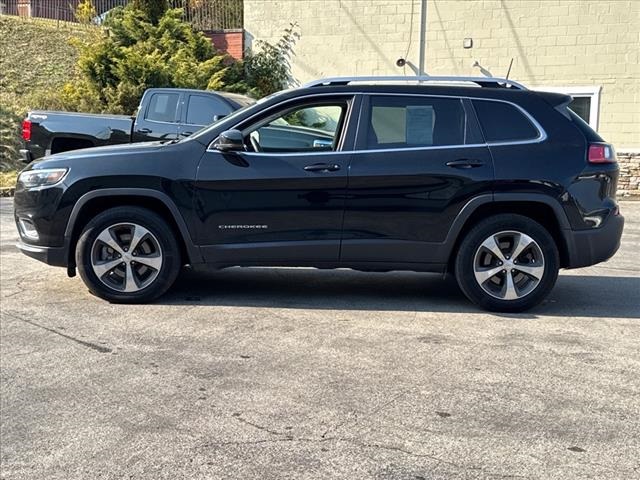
[568, 96, 591, 124]
[367, 96, 466, 149]
[186, 95, 231, 125]
[146, 93, 179, 122]
[247, 104, 345, 153]
[472, 100, 539, 142]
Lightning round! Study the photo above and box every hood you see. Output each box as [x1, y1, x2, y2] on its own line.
[32, 141, 170, 168]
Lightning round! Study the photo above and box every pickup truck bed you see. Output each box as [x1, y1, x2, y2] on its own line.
[23, 111, 133, 161]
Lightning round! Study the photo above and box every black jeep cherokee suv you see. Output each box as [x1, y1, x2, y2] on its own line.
[14, 76, 624, 312]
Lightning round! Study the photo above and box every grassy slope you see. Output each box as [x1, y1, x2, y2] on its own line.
[0, 17, 88, 173]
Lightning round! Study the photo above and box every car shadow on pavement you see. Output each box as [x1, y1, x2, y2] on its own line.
[161, 267, 640, 319]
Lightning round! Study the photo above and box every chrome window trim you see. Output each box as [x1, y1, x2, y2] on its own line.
[206, 92, 547, 156]
[141, 118, 180, 126]
[206, 92, 360, 153]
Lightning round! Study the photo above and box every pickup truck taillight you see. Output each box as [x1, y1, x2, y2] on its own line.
[21, 119, 32, 142]
[588, 143, 616, 164]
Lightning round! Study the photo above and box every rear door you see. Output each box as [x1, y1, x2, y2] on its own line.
[132, 90, 182, 142]
[341, 94, 494, 266]
[177, 93, 236, 139]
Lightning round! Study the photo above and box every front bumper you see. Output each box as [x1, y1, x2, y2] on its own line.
[564, 213, 624, 269]
[16, 241, 67, 267]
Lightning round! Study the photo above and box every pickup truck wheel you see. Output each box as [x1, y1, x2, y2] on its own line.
[75, 207, 180, 303]
[454, 214, 559, 312]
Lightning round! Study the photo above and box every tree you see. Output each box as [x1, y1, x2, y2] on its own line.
[132, 0, 168, 25]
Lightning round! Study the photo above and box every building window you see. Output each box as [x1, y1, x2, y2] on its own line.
[532, 86, 601, 130]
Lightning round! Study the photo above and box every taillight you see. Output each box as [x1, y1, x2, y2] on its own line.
[588, 143, 616, 164]
[21, 119, 32, 142]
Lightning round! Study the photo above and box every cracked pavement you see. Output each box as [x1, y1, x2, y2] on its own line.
[1, 198, 639, 479]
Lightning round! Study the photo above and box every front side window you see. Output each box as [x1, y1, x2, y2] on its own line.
[146, 93, 179, 123]
[472, 100, 540, 143]
[366, 96, 466, 149]
[246, 103, 347, 153]
[186, 95, 231, 126]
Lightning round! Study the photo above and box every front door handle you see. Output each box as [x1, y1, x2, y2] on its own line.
[304, 163, 341, 172]
[138, 127, 152, 134]
[446, 159, 485, 169]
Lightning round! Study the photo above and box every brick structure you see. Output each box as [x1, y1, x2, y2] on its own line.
[203, 29, 244, 60]
[617, 151, 640, 198]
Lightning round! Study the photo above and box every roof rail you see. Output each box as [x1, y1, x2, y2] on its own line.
[302, 75, 528, 90]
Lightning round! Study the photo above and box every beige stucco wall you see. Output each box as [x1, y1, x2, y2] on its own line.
[244, 0, 640, 149]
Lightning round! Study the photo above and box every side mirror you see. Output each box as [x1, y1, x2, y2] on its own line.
[214, 129, 244, 152]
[213, 114, 226, 122]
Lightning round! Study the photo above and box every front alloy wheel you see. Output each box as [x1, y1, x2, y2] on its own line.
[76, 207, 181, 303]
[91, 223, 163, 293]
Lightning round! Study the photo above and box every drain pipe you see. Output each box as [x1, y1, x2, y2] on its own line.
[418, 0, 427, 76]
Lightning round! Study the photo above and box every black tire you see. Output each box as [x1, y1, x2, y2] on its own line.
[75, 207, 181, 303]
[454, 214, 559, 312]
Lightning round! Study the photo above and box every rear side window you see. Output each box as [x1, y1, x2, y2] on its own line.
[186, 95, 231, 126]
[146, 93, 179, 123]
[366, 96, 466, 149]
[472, 100, 539, 142]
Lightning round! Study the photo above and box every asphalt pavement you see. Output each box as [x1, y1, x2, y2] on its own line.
[1, 197, 639, 479]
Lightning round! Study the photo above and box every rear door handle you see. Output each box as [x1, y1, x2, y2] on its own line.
[180, 131, 194, 137]
[304, 163, 341, 172]
[138, 127, 152, 134]
[446, 159, 485, 169]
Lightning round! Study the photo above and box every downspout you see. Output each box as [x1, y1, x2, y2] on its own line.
[418, 0, 427, 76]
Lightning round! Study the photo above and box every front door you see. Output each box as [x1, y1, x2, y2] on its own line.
[341, 94, 494, 267]
[194, 95, 359, 266]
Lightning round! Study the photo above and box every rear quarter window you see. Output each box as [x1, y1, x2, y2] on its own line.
[472, 100, 540, 143]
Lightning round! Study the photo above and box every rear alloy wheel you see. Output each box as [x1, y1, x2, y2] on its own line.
[76, 207, 180, 303]
[455, 214, 559, 312]
[473, 231, 545, 301]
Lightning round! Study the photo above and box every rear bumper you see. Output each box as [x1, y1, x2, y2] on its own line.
[16, 241, 67, 267]
[564, 214, 624, 269]
[19, 149, 33, 163]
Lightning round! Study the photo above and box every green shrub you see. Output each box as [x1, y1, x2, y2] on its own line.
[75, 0, 97, 24]
[132, 0, 168, 25]
[243, 22, 300, 97]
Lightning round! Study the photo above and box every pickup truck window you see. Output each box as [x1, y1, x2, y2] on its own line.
[186, 95, 230, 126]
[146, 93, 180, 123]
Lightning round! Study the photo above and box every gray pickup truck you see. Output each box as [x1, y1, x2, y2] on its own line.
[21, 88, 254, 161]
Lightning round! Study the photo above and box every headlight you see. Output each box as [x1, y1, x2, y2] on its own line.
[18, 168, 68, 189]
